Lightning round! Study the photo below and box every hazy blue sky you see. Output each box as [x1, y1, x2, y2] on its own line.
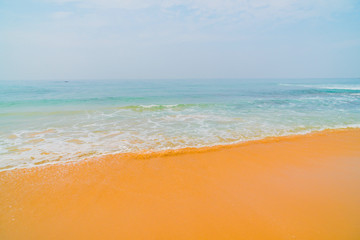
[1, 0, 360, 80]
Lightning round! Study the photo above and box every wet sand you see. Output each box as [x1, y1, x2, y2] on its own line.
[1, 129, 360, 239]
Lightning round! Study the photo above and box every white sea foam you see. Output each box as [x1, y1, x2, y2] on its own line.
[280, 83, 360, 90]
[1, 109, 359, 172]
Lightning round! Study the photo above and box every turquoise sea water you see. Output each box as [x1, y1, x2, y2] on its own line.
[1, 79, 360, 170]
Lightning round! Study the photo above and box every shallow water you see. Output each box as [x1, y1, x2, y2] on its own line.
[1, 78, 359, 170]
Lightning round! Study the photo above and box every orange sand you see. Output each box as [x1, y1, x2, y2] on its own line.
[1, 129, 360, 240]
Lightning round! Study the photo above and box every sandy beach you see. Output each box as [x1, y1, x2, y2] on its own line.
[1, 128, 360, 240]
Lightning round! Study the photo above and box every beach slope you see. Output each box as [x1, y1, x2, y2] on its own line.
[1, 129, 360, 239]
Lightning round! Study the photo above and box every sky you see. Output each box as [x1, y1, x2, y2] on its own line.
[1, 0, 360, 80]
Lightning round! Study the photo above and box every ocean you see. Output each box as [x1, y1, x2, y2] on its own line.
[1, 78, 359, 171]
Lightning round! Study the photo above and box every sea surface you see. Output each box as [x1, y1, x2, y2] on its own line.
[1, 78, 359, 171]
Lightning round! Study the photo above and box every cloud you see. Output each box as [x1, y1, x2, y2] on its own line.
[51, 11, 73, 19]
[46, 0, 354, 19]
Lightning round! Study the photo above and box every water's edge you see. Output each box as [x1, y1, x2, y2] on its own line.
[2, 127, 359, 173]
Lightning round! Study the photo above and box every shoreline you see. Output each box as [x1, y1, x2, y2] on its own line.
[2, 127, 359, 173]
[1, 128, 360, 239]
